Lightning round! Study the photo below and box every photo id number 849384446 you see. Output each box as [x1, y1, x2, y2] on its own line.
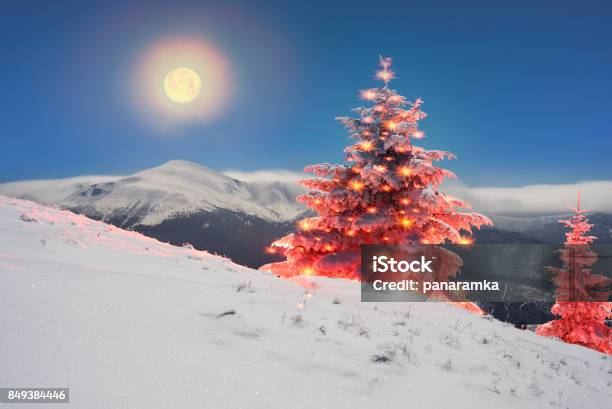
[0, 388, 69, 403]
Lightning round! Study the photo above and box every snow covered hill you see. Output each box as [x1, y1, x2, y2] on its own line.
[1, 196, 610, 409]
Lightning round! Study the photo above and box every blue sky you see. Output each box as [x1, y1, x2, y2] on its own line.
[1, 0, 611, 186]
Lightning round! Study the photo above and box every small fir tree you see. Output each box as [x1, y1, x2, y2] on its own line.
[536, 193, 612, 354]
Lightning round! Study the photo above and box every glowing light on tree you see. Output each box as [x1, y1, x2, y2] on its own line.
[456, 236, 474, 245]
[398, 166, 412, 177]
[349, 180, 365, 191]
[261, 57, 491, 280]
[299, 219, 313, 231]
[360, 141, 374, 151]
[361, 89, 377, 100]
[400, 217, 414, 228]
[385, 120, 398, 130]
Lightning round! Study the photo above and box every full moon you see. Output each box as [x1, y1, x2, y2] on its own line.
[164, 67, 201, 103]
[133, 37, 232, 128]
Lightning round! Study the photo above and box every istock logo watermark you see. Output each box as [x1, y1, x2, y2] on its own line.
[372, 255, 434, 273]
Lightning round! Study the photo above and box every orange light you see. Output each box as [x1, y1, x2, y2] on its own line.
[386, 121, 398, 130]
[363, 116, 373, 123]
[390, 95, 402, 103]
[299, 220, 312, 231]
[265, 246, 277, 254]
[457, 236, 474, 245]
[315, 237, 322, 242]
[412, 130, 425, 139]
[352, 166, 361, 174]
[314, 199, 322, 205]
[400, 198, 410, 205]
[367, 206, 377, 214]
[303, 267, 315, 276]
[346, 230, 356, 237]
[360, 141, 374, 151]
[382, 184, 392, 192]
[398, 166, 412, 177]
[383, 236, 390, 241]
[324, 244, 334, 252]
[349, 180, 364, 191]
[384, 155, 394, 161]
[400, 217, 414, 228]
[374, 105, 385, 112]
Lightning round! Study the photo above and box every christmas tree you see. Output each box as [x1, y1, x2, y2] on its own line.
[261, 57, 491, 280]
[536, 193, 612, 354]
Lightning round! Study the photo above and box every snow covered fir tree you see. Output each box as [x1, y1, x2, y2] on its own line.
[536, 194, 612, 354]
[261, 57, 491, 280]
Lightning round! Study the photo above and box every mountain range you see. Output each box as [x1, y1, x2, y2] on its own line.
[2, 159, 612, 325]
[2, 159, 612, 270]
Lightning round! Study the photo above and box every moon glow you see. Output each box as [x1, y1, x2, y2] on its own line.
[164, 67, 201, 103]
[131, 36, 232, 131]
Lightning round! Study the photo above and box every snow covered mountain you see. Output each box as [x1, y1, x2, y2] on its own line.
[0, 160, 308, 267]
[1, 196, 610, 409]
[0, 160, 306, 224]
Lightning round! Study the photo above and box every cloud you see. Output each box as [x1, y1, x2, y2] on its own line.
[442, 180, 612, 216]
[223, 169, 306, 184]
[225, 169, 612, 216]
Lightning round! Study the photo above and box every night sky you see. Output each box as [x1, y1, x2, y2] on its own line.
[1, 0, 611, 186]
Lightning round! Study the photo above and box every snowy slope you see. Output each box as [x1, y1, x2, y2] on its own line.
[0, 160, 306, 224]
[0, 196, 610, 409]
